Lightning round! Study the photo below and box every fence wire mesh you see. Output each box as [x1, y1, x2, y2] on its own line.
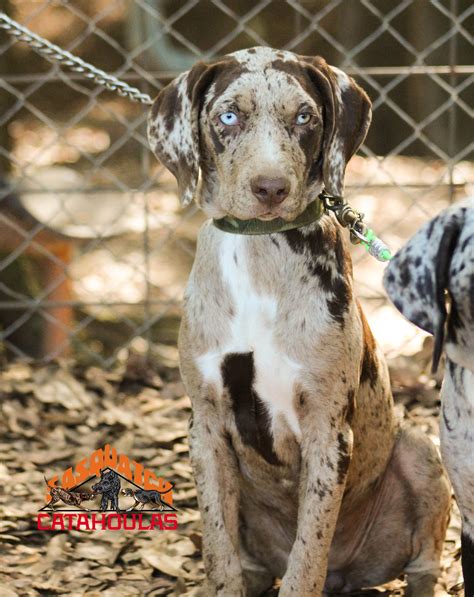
[0, 0, 472, 366]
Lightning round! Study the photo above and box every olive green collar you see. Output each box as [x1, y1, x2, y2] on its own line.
[212, 197, 324, 235]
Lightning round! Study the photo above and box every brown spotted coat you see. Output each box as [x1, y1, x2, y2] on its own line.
[148, 47, 450, 597]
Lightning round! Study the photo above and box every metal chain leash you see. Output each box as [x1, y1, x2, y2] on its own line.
[0, 13, 154, 105]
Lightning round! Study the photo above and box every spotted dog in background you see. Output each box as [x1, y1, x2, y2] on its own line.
[148, 47, 450, 596]
[384, 198, 474, 597]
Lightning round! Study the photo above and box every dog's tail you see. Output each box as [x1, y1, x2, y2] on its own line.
[156, 481, 175, 494]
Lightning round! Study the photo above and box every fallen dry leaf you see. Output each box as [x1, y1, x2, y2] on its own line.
[33, 367, 94, 409]
[140, 549, 200, 581]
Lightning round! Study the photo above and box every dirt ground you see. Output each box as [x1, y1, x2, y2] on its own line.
[0, 344, 465, 597]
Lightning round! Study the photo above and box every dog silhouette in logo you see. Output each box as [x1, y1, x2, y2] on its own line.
[121, 487, 171, 511]
[92, 470, 121, 511]
[44, 477, 95, 510]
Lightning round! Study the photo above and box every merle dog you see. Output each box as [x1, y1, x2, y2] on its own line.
[384, 198, 474, 597]
[147, 47, 450, 596]
[92, 469, 121, 512]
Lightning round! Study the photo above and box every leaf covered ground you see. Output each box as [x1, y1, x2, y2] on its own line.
[0, 344, 465, 596]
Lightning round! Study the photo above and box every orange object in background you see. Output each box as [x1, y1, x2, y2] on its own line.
[0, 191, 73, 359]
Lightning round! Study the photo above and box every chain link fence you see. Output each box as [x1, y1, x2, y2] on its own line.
[0, 0, 472, 366]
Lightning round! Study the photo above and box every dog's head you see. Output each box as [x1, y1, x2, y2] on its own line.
[148, 46, 371, 221]
[92, 470, 119, 493]
[384, 198, 474, 372]
[121, 488, 134, 496]
[49, 486, 61, 498]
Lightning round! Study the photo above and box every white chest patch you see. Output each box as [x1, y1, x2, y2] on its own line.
[196, 234, 302, 439]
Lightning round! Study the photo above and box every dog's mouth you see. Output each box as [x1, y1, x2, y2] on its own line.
[218, 194, 308, 223]
[257, 202, 308, 222]
[258, 211, 281, 221]
[257, 202, 298, 220]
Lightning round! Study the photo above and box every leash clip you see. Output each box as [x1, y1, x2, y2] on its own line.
[319, 190, 392, 262]
[319, 191, 366, 242]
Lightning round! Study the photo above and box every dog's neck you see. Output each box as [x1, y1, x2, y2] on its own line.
[212, 198, 324, 236]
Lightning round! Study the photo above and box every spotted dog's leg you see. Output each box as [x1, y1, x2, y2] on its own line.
[441, 364, 474, 597]
[154, 496, 165, 511]
[279, 385, 353, 596]
[189, 398, 244, 596]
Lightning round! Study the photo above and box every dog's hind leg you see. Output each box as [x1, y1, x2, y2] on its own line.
[333, 426, 450, 595]
[151, 495, 164, 511]
[405, 573, 439, 597]
[397, 428, 451, 597]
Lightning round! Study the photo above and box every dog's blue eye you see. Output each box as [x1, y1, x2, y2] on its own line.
[296, 112, 312, 125]
[219, 111, 239, 126]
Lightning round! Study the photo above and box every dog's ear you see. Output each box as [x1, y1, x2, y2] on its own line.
[383, 210, 462, 372]
[148, 60, 232, 206]
[301, 57, 371, 196]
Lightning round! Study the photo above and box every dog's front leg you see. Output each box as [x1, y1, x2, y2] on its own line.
[280, 411, 353, 597]
[189, 402, 244, 596]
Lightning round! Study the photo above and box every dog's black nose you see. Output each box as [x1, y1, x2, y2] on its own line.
[251, 175, 290, 206]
